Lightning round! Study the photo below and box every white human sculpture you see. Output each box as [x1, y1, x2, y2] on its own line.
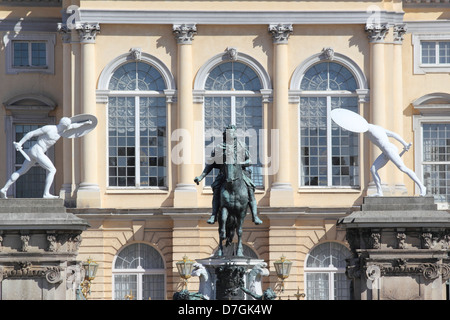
[331, 108, 426, 197]
[191, 263, 212, 300]
[246, 262, 269, 298]
[0, 114, 97, 199]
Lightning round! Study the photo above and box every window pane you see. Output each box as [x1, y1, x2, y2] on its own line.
[13, 42, 29, 67]
[439, 41, 450, 64]
[422, 42, 436, 64]
[114, 275, 137, 300]
[422, 123, 450, 203]
[204, 97, 232, 186]
[115, 243, 164, 270]
[143, 275, 165, 300]
[14, 124, 47, 197]
[300, 62, 357, 91]
[204, 62, 262, 91]
[235, 97, 263, 187]
[300, 97, 328, 186]
[31, 42, 46, 66]
[331, 97, 359, 187]
[306, 242, 351, 268]
[108, 97, 136, 187]
[306, 273, 329, 300]
[334, 273, 352, 300]
[139, 97, 166, 187]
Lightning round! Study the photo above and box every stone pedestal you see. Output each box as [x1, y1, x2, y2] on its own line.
[339, 196, 450, 300]
[195, 254, 269, 300]
[0, 199, 89, 300]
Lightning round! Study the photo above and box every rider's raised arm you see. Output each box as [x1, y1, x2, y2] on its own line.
[16, 127, 46, 148]
[385, 129, 410, 149]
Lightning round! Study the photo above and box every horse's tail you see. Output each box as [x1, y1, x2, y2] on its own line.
[226, 214, 236, 246]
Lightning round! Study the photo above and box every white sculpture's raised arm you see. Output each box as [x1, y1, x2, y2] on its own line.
[384, 129, 411, 150]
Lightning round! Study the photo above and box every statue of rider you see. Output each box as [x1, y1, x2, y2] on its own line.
[194, 125, 262, 225]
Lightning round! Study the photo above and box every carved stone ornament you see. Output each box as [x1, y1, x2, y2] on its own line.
[225, 47, 238, 61]
[129, 47, 142, 61]
[321, 47, 335, 61]
[76, 23, 100, 44]
[0, 262, 62, 284]
[268, 24, 293, 44]
[369, 232, 381, 249]
[66, 263, 85, 290]
[45, 267, 63, 284]
[57, 23, 71, 44]
[419, 263, 440, 280]
[365, 23, 389, 43]
[173, 24, 197, 44]
[393, 23, 407, 44]
[47, 234, 57, 252]
[366, 265, 381, 281]
[20, 234, 30, 252]
[396, 232, 406, 249]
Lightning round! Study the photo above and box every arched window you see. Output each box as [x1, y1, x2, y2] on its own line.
[304, 242, 352, 300]
[113, 243, 166, 300]
[298, 61, 361, 187]
[203, 60, 264, 187]
[107, 61, 167, 188]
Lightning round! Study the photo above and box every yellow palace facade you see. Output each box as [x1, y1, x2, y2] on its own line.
[0, 0, 450, 300]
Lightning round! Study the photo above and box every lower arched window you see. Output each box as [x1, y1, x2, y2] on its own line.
[113, 243, 166, 300]
[304, 242, 352, 300]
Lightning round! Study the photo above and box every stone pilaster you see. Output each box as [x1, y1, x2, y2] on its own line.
[392, 24, 408, 195]
[173, 24, 198, 207]
[57, 23, 75, 207]
[268, 24, 294, 206]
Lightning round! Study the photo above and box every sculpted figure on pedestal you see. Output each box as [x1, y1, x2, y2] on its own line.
[331, 108, 426, 197]
[0, 114, 97, 199]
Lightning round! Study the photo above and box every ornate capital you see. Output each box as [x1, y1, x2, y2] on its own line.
[365, 23, 389, 43]
[57, 23, 71, 44]
[268, 23, 293, 44]
[393, 23, 407, 44]
[76, 23, 100, 44]
[173, 24, 197, 44]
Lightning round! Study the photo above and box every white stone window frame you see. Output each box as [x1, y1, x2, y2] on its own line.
[412, 33, 450, 74]
[413, 93, 450, 209]
[194, 50, 272, 192]
[5, 33, 55, 74]
[304, 242, 352, 300]
[290, 51, 369, 191]
[112, 242, 167, 300]
[97, 50, 176, 193]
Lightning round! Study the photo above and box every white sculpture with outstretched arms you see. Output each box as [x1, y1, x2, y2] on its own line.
[0, 114, 97, 199]
[331, 108, 426, 197]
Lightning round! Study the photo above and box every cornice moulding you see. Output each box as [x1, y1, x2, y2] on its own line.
[78, 9, 404, 25]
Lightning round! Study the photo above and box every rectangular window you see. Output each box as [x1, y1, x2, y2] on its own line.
[300, 96, 359, 187]
[108, 96, 167, 188]
[421, 41, 450, 65]
[14, 124, 47, 198]
[12, 41, 47, 68]
[422, 123, 450, 203]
